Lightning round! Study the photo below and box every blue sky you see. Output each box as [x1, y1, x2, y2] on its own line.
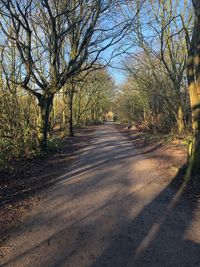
[99, 43, 129, 87]
[108, 66, 126, 86]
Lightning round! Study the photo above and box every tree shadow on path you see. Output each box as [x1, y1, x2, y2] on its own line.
[89, 167, 200, 267]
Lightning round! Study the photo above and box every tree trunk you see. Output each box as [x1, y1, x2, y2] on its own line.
[177, 105, 185, 134]
[186, 3, 200, 179]
[62, 111, 66, 128]
[186, 132, 200, 179]
[68, 90, 74, 137]
[77, 98, 81, 126]
[39, 95, 54, 150]
[186, 85, 200, 179]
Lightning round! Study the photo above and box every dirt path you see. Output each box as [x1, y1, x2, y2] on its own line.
[1, 123, 200, 267]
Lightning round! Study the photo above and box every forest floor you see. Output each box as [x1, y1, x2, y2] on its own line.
[0, 128, 95, 236]
[1, 123, 200, 266]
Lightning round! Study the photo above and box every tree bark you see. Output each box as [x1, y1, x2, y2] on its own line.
[186, 3, 200, 179]
[177, 105, 185, 134]
[39, 95, 54, 150]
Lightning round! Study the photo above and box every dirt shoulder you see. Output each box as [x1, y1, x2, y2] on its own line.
[0, 127, 95, 239]
[115, 124, 200, 201]
[115, 124, 187, 163]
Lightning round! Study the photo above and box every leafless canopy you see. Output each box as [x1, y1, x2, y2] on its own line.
[0, 0, 132, 98]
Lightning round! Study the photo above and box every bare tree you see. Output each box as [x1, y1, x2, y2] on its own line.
[0, 0, 131, 149]
[124, 0, 193, 134]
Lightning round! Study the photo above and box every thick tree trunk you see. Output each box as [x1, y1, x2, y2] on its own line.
[186, 87, 200, 179]
[186, 130, 200, 179]
[186, 3, 200, 179]
[68, 90, 74, 137]
[39, 95, 54, 150]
